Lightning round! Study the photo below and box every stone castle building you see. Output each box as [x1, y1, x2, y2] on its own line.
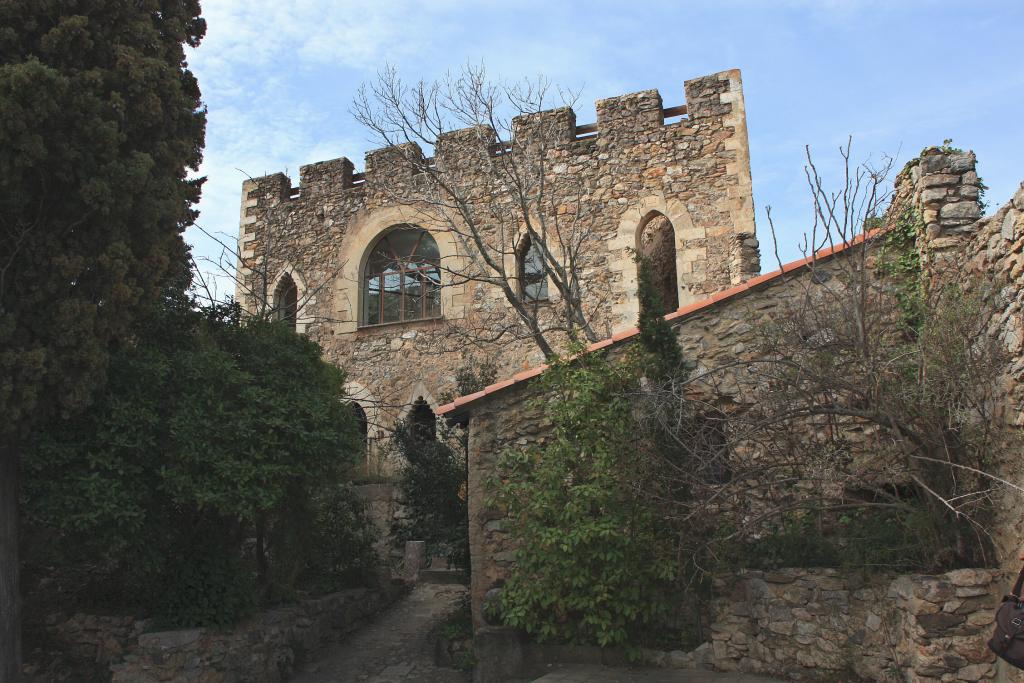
[235, 68, 760, 468]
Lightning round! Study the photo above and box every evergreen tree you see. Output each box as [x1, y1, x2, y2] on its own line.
[635, 255, 684, 374]
[0, 2, 206, 673]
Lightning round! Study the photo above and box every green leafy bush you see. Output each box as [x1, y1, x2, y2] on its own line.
[490, 348, 678, 650]
[21, 291, 374, 625]
[390, 358, 493, 572]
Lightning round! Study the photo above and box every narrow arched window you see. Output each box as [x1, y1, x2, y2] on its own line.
[362, 227, 441, 325]
[350, 402, 369, 449]
[274, 273, 299, 330]
[519, 234, 548, 301]
[409, 397, 436, 443]
[638, 213, 678, 314]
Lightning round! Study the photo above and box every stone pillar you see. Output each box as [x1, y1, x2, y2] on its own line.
[910, 147, 983, 280]
[403, 540, 426, 583]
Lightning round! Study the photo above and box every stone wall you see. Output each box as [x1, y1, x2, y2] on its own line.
[355, 482, 407, 563]
[27, 587, 400, 682]
[453, 144, 1024, 680]
[236, 69, 759, 456]
[891, 147, 1024, 637]
[944, 182, 1024, 568]
[462, 252, 850, 629]
[709, 567, 1002, 682]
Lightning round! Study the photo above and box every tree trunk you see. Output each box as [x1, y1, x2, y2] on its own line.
[0, 444, 21, 681]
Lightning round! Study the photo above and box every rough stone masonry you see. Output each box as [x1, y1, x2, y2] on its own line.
[235, 69, 759, 471]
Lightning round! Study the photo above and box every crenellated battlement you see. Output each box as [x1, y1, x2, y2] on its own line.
[244, 69, 745, 203]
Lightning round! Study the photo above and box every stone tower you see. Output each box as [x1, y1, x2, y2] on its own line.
[235, 68, 760, 471]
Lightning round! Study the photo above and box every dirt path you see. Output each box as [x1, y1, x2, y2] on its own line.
[291, 582, 470, 683]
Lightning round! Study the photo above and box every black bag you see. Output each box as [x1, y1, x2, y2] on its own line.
[989, 564, 1024, 669]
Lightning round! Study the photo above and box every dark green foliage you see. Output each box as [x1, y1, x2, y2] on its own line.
[0, 4, 205, 665]
[734, 505, 941, 573]
[635, 255, 683, 374]
[22, 292, 375, 625]
[392, 359, 494, 572]
[491, 348, 678, 651]
[391, 420, 469, 571]
[0, 0, 206, 437]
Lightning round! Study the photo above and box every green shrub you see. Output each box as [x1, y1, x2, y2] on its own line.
[391, 420, 469, 570]
[21, 292, 374, 625]
[490, 348, 678, 651]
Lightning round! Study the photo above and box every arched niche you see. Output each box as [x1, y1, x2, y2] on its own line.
[269, 266, 313, 333]
[636, 211, 679, 314]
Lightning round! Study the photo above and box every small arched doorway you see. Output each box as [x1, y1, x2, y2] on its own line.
[637, 212, 678, 314]
[350, 402, 369, 450]
[408, 397, 436, 443]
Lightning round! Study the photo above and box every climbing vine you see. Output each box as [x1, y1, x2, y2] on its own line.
[876, 205, 926, 331]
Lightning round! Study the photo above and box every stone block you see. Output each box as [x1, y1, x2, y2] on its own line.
[1002, 210, 1019, 240]
[940, 201, 982, 220]
[922, 173, 960, 188]
[921, 187, 949, 204]
[947, 569, 993, 587]
[949, 152, 976, 174]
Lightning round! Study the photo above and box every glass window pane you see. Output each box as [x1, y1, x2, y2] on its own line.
[425, 269, 442, 318]
[524, 276, 547, 301]
[364, 276, 381, 325]
[366, 248, 390, 274]
[404, 272, 423, 321]
[386, 228, 422, 262]
[382, 271, 401, 323]
[363, 228, 444, 324]
[522, 241, 548, 301]
[413, 233, 440, 263]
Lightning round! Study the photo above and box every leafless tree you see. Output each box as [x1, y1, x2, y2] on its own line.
[353, 63, 605, 358]
[632, 141, 1015, 573]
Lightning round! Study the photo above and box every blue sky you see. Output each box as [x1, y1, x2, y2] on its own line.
[185, 0, 1023, 296]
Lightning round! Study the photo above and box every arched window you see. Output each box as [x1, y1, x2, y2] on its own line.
[350, 402, 368, 449]
[274, 273, 299, 329]
[408, 397, 436, 443]
[638, 213, 678, 314]
[362, 226, 441, 325]
[519, 234, 548, 301]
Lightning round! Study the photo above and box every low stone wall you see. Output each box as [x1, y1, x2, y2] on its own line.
[710, 567, 1003, 682]
[29, 586, 401, 682]
[355, 482, 407, 564]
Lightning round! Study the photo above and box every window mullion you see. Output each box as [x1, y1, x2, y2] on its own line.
[399, 266, 406, 321]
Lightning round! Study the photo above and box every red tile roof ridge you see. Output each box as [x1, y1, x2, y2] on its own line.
[437, 231, 874, 415]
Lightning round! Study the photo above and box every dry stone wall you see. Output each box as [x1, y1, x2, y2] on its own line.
[709, 567, 1002, 682]
[236, 69, 758, 454]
